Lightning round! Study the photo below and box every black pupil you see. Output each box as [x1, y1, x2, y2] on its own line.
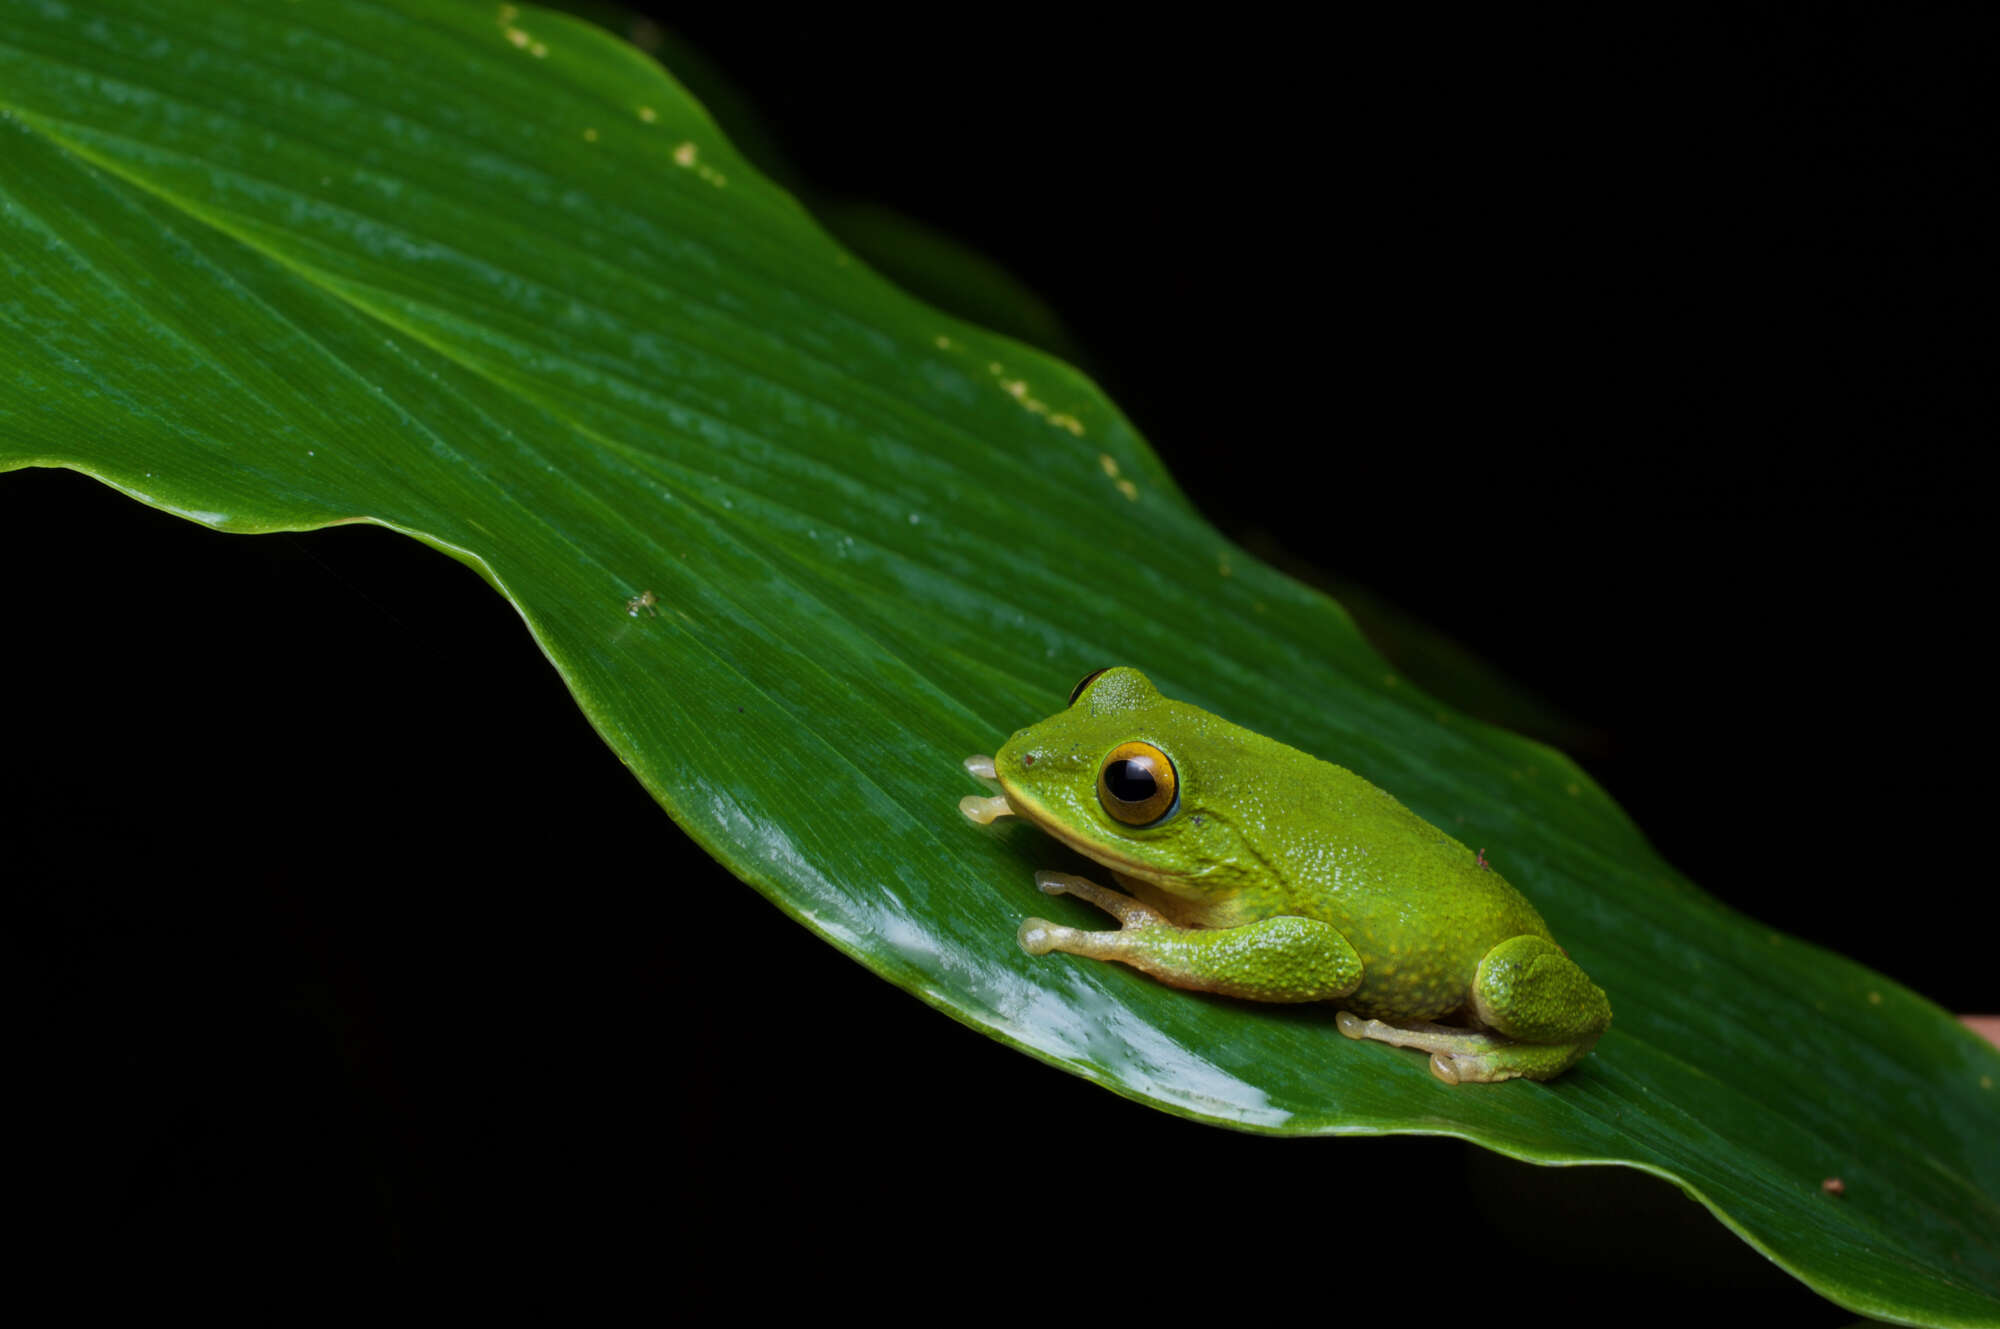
[1103, 758, 1157, 803]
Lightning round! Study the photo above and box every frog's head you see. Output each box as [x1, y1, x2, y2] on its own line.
[987, 667, 1273, 902]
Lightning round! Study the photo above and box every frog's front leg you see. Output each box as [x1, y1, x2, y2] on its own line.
[1338, 934, 1611, 1084]
[1019, 871, 1363, 1004]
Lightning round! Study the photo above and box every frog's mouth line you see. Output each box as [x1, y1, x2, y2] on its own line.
[968, 762, 1157, 882]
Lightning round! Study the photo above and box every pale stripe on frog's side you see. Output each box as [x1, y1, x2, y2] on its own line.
[958, 667, 1611, 1084]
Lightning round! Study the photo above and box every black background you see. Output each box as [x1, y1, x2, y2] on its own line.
[8, 6, 1994, 1319]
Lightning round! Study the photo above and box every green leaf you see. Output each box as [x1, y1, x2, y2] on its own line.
[2, 3, 1995, 1322]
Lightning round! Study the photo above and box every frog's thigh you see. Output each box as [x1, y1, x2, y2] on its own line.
[1470, 934, 1613, 1046]
[1019, 872, 1362, 1004]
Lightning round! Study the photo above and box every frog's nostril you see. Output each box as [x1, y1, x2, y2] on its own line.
[1023, 753, 1037, 766]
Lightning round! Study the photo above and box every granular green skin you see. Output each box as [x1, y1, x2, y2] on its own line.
[1167, 915, 1362, 1003]
[1474, 936, 1614, 1043]
[985, 668, 1613, 1083]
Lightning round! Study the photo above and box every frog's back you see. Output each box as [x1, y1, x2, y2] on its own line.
[1254, 750, 1552, 1021]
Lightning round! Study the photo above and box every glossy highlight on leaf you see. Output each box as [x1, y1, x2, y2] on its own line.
[1, 3, 1996, 1323]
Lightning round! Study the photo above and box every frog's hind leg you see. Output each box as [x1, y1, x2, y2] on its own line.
[1463, 934, 1611, 1079]
[1339, 934, 1612, 1084]
[1019, 871, 1363, 1004]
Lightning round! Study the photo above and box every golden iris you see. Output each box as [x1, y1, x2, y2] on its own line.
[1097, 741, 1178, 826]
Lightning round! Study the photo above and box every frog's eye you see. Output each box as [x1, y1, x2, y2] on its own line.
[1068, 667, 1112, 707]
[1097, 741, 1179, 827]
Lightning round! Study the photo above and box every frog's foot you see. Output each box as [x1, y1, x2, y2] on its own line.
[1334, 1012, 1592, 1084]
[1019, 872, 1363, 1004]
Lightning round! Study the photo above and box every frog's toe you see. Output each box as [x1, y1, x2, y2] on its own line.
[1018, 916, 1064, 955]
[1016, 914, 1140, 965]
[960, 793, 1014, 825]
[1427, 1049, 1516, 1084]
[1032, 871, 1168, 927]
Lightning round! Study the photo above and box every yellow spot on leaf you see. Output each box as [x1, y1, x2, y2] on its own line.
[1115, 478, 1139, 501]
[934, 334, 954, 349]
[1566, 782, 1581, 796]
[1099, 453, 1122, 478]
[989, 365, 1085, 432]
[504, 26, 528, 47]
[1003, 378, 1048, 413]
[1982, 1075, 1994, 1090]
[498, 4, 517, 23]
[1217, 551, 1233, 577]
[1866, 990, 1882, 1005]
[583, 127, 598, 141]
[1383, 674, 1399, 688]
[530, 41, 547, 58]
[638, 105, 658, 123]
[674, 141, 698, 167]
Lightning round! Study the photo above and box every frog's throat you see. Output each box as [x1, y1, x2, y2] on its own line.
[995, 775, 1158, 882]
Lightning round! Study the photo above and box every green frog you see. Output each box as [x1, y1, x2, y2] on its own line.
[960, 667, 1610, 1083]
